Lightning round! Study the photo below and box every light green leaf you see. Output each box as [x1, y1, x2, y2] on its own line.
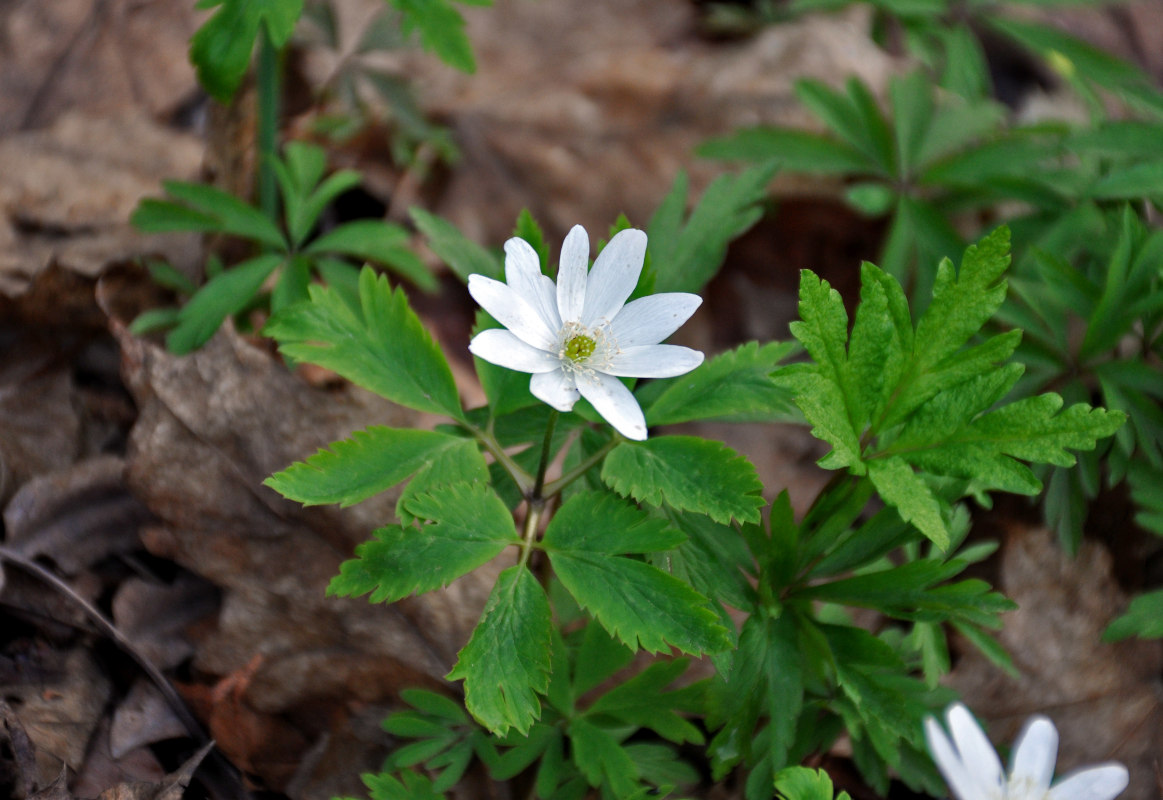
[643, 341, 799, 426]
[306, 220, 436, 290]
[448, 565, 552, 735]
[264, 267, 464, 419]
[649, 163, 778, 294]
[397, 437, 489, 523]
[601, 436, 764, 525]
[133, 181, 287, 250]
[266, 427, 475, 507]
[168, 253, 284, 354]
[866, 457, 950, 549]
[411, 208, 502, 283]
[775, 767, 850, 800]
[327, 482, 516, 603]
[389, 0, 478, 73]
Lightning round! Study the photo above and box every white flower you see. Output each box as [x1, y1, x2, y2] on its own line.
[925, 702, 1129, 800]
[468, 225, 704, 440]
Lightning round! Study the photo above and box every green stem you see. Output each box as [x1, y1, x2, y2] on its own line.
[531, 410, 559, 500]
[541, 436, 621, 498]
[466, 422, 534, 496]
[255, 20, 280, 225]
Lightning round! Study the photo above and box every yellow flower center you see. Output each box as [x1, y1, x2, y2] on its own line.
[564, 334, 597, 362]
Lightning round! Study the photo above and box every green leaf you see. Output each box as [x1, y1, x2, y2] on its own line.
[543, 492, 685, 556]
[1104, 589, 1163, 641]
[512, 209, 550, 275]
[774, 271, 864, 471]
[698, 128, 874, 174]
[306, 220, 436, 290]
[327, 482, 517, 603]
[866, 458, 950, 549]
[586, 660, 705, 745]
[411, 208, 502, 283]
[397, 436, 490, 523]
[128, 307, 181, 336]
[544, 499, 731, 656]
[775, 767, 850, 800]
[266, 427, 477, 507]
[569, 718, 639, 796]
[168, 253, 284, 354]
[601, 436, 764, 525]
[189, 0, 304, 102]
[399, 688, 469, 723]
[649, 163, 778, 294]
[448, 565, 552, 735]
[264, 266, 464, 419]
[363, 768, 446, 800]
[643, 341, 799, 425]
[389, 0, 478, 73]
[134, 181, 287, 250]
[1088, 162, 1163, 201]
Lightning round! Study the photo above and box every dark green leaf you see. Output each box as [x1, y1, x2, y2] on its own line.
[411, 208, 502, 282]
[168, 253, 284, 354]
[448, 565, 552, 735]
[306, 220, 436, 290]
[602, 436, 764, 525]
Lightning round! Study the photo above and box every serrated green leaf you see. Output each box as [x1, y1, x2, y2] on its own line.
[397, 436, 489, 523]
[774, 767, 848, 800]
[266, 426, 477, 507]
[543, 492, 685, 555]
[570, 620, 635, 698]
[866, 457, 950, 549]
[168, 253, 284, 354]
[643, 341, 799, 425]
[264, 266, 463, 419]
[649, 163, 778, 294]
[546, 547, 731, 656]
[411, 208, 502, 283]
[327, 482, 516, 603]
[447, 565, 552, 735]
[569, 718, 640, 796]
[390, 0, 477, 72]
[601, 436, 764, 525]
[363, 768, 446, 800]
[306, 220, 436, 290]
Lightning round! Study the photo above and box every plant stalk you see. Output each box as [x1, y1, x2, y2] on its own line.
[256, 20, 280, 225]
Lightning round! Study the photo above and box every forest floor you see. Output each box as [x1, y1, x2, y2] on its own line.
[1, 0, 1162, 798]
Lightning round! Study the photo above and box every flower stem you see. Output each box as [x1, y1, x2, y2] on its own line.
[541, 436, 620, 498]
[466, 422, 534, 496]
[531, 410, 559, 501]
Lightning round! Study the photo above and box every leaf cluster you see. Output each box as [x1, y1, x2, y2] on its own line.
[131, 141, 432, 353]
[367, 624, 706, 800]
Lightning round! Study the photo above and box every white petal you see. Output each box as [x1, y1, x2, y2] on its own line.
[557, 225, 589, 323]
[925, 716, 979, 800]
[468, 274, 556, 350]
[608, 293, 703, 347]
[1008, 717, 1057, 799]
[577, 371, 647, 440]
[469, 329, 560, 374]
[582, 228, 647, 327]
[945, 704, 1005, 800]
[504, 237, 561, 333]
[605, 345, 704, 378]
[531, 369, 580, 411]
[1048, 765, 1129, 800]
